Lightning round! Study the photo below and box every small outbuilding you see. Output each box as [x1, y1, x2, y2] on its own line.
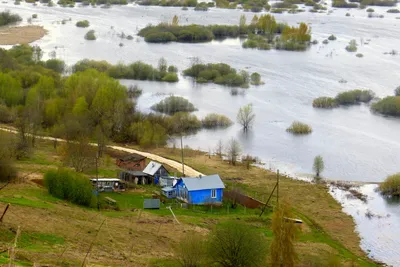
[162, 186, 176, 199]
[143, 161, 169, 184]
[175, 174, 225, 205]
[90, 178, 127, 192]
[116, 153, 146, 171]
[119, 170, 151, 185]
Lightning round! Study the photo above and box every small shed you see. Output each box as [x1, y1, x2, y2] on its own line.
[116, 153, 146, 171]
[119, 170, 151, 185]
[159, 176, 178, 188]
[144, 199, 160, 209]
[143, 161, 169, 184]
[175, 174, 225, 205]
[90, 178, 127, 192]
[162, 186, 176, 199]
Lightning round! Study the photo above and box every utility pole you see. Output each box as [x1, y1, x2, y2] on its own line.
[96, 153, 100, 211]
[277, 169, 280, 207]
[180, 135, 185, 176]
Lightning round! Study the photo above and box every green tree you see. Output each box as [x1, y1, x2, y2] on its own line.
[270, 202, 298, 267]
[208, 221, 268, 267]
[395, 86, 400, 96]
[72, 96, 89, 116]
[313, 155, 324, 180]
[0, 73, 23, 106]
[237, 104, 255, 131]
[257, 14, 277, 40]
[158, 57, 168, 76]
[0, 132, 17, 183]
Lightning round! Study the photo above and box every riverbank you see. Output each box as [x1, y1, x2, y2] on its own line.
[0, 25, 46, 45]
[0, 126, 378, 265]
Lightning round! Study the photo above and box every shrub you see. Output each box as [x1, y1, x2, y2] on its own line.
[84, 30, 96, 40]
[0, 105, 15, 123]
[286, 121, 312, 134]
[335, 89, 374, 105]
[201, 113, 233, 129]
[194, 2, 208, 10]
[345, 39, 357, 52]
[322, 39, 329, 44]
[32, 14, 38, 18]
[312, 97, 338, 108]
[371, 96, 400, 116]
[127, 85, 142, 98]
[366, 7, 375, 11]
[73, 59, 112, 73]
[208, 221, 268, 267]
[356, 53, 364, 57]
[151, 96, 197, 115]
[44, 168, 93, 207]
[395, 86, 400, 96]
[250, 72, 262, 85]
[162, 72, 179, 82]
[76, 20, 90, 27]
[0, 10, 22, 26]
[332, 0, 358, 7]
[168, 112, 202, 133]
[379, 173, 400, 196]
[144, 32, 177, 43]
[45, 59, 66, 73]
[387, 8, 400, 13]
[361, 0, 396, 6]
[175, 233, 206, 267]
[328, 34, 337, 41]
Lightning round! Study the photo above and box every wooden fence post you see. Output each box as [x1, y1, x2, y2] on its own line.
[9, 226, 20, 267]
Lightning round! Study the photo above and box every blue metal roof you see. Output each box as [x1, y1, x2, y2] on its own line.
[181, 174, 225, 191]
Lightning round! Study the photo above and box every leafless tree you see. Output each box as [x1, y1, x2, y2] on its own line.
[61, 138, 96, 172]
[215, 139, 224, 158]
[226, 138, 241, 166]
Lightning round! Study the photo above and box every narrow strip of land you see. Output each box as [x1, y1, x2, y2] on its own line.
[0, 25, 46, 45]
[0, 126, 203, 177]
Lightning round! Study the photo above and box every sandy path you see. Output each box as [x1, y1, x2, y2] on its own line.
[0, 126, 203, 177]
[0, 25, 46, 45]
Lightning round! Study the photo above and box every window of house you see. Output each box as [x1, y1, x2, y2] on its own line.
[211, 189, 216, 198]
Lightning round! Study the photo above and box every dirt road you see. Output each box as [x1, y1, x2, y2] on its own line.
[0, 126, 203, 177]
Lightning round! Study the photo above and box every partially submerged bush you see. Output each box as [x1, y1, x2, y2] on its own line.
[356, 53, 364, 57]
[345, 39, 357, 52]
[371, 96, 400, 116]
[44, 168, 93, 207]
[366, 7, 375, 12]
[332, 0, 358, 8]
[379, 173, 400, 197]
[312, 97, 338, 108]
[84, 30, 96, 40]
[161, 72, 179, 82]
[0, 10, 22, 26]
[127, 85, 142, 98]
[151, 96, 197, 115]
[201, 113, 233, 129]
[286, 121, 312, 135]
[387, 8, 400, 13]
[335, 89, 374, 105]
[250, 72, 263, 85]
[328, 34, 337, 41]
[76, 20, 90, 27]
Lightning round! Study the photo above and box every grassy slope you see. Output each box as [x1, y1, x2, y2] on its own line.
[0, 138, 379, 266]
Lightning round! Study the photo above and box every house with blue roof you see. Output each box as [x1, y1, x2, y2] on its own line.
[173, 174, 225, 205]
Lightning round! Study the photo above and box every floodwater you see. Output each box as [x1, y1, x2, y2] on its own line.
[1, 2, 400, 265]
[331, 185, 400, 266]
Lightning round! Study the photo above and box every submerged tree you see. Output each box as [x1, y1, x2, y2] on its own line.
[313, 155, 324, 181]
[237, 104, 255, 131]
[270, 201, 299, 267]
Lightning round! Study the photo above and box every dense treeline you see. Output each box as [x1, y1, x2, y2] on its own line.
[313, 89, 374, 108]
[0, 45, 233, 151]
[139, 15, 311, 51]
[183, 62, 254, 87]
[72, 58, 179, 82]
[0, 10, 22, 26]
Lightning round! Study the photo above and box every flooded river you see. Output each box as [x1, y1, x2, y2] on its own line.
[1, 1, 400, 264]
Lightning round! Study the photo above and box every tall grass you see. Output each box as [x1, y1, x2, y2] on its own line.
[379, 173, 400, 197]
[286, 121, 312, 135]
[335, 89, 374, 104]
[44, 168, 93, 207]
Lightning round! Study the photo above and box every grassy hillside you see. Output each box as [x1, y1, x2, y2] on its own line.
[0, 137, 379, 266]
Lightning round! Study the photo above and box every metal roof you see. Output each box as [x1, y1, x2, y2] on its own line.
[90, 178, 121, 182]
[162, 186, 175, 192]
[143, 161, 164, 176]
[181, 174, 225, 191]
[119, 153, 145, 161]
[121, 170, 148, 176]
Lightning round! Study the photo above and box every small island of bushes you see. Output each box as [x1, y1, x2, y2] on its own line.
[183, 62, 256, 87]
[139, 14, 312, 51]
[313, 89, 374, 108]
[151, 96, 197, 115]
[72, 58, 179, 82]
[76, 20, 90, 28]
[201, 113, 233, 129]
[84, 30, 96, 40]
[371, 96, 400, 116]
[286, 121, 312, 135]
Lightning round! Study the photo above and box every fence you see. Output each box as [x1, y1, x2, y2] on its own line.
[224, 190, 265, 209]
